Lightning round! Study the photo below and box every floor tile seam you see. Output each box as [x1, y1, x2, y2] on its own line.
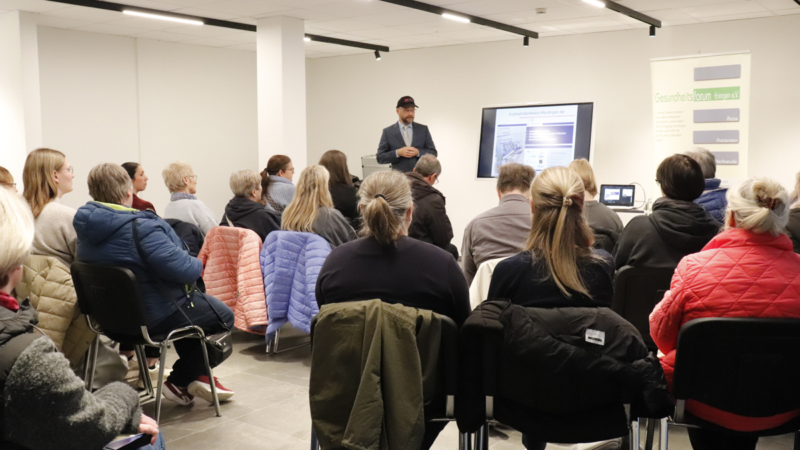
[231, 413, 313, 444]
[240, 368, 311, 388]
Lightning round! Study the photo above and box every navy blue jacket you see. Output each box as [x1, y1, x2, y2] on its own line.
[74, 202, 203, 326]
[694, 178, 727, 223]
[376, 121, 437, 173]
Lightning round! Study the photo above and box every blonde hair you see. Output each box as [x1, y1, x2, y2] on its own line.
[726, 177, 789, 236]
[524, 166, 597, 298]
[567, 159, 598, 197]
[282, 166, 334, 233]
[0, 186, 35, 287]
[162, 161, 194, 193]
[229, 170, 261, 197]
[0, 166, 13, 187]
[358, 170, 412, 245]
[22, 148, 66, 218]
[88, 163, 132, 204]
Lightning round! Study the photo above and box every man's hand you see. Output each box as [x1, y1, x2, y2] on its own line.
[139, 413, 159, 445]
[398, 147, 419, 158]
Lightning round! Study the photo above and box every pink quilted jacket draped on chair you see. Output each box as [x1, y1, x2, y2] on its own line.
[198, 226, 267, 334]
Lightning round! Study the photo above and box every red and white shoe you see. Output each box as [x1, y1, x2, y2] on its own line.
[163, 380, 194, 406]
[188, 376, 235, 403]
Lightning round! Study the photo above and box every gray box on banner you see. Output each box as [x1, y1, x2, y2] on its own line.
[694, 130, 739, 144]
[694, 65, 741, 81]
[713, 151, 739, 165]
[694, 109, 740, 123]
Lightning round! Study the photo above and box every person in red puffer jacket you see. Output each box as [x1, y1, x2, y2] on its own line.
[650, 176, 800, 450]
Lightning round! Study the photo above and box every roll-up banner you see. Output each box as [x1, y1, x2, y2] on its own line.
[651, 52, 751, 194]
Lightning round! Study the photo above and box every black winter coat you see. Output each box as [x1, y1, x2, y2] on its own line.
[613, 198, 720, 270]
[164, 218, 204, 257]
[457, 300, 672, 442]
[220, 196, 281, 242]
[406, 172, 454, 250]
[787, 208, 800, 254]
[329, 183, 360, 231]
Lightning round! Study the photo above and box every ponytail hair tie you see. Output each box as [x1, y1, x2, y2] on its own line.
[562, 197, 573, 207]
[374, 194, 387, 200]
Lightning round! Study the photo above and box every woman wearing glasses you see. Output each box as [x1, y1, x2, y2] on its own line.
[22, 148, 78, 267]
[162, 161, 218, 236]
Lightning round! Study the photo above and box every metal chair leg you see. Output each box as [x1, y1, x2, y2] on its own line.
[659, 418, 669, 450]
[474, 423, 489, 450]
[198, 334, 221, 417]
[85, 334, 100, 391]
[135, 345, 154, 397]
[644, 418, 655, 450]
[630, 418, 640, 450]
[459, 432, 473, 450]
[154, 342, 169, 424]
[793, 431, 800, 450]
[310, 428, 319, 450]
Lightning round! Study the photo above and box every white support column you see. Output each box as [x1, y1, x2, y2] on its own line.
[0, 11, 42, 188]
[256, 16, 307, 172]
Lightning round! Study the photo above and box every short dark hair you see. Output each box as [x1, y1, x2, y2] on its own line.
[497, 163, 536, 194]
[656, 154, 705, 201]
[121, 162, 140, 180]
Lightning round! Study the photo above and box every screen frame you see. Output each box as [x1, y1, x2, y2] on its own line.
[599, 184, 637, 208]
[474, 101, 596, 180]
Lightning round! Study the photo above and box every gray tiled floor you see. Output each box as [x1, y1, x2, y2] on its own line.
[146, 327, 797, 450]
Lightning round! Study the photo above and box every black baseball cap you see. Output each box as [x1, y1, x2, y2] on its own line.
[396, 96, 418, 108]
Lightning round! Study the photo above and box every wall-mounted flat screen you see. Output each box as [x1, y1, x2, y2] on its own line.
[476, 102, 594, 178]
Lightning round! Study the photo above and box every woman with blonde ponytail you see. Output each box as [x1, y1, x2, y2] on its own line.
[487, 166, 615, 307]
[651, 176, 800, 450]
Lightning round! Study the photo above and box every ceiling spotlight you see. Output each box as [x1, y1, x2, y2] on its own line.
[442, 13, 470, 23]
[582, 0, 606, 8]
[649, 25, 656, 37]
[304, 36, 311, 42]
[374, 50, 381, 60]
[123, 10, 203, 25]
[523, 36, 529, 47]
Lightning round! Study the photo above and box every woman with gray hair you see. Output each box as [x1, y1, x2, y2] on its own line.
[787, 170, 800, 253]
[221, 169, 281, 241]
[650, 176, 800, 450]
[162, 161, 217, 236]
[685, 147, 727, 222]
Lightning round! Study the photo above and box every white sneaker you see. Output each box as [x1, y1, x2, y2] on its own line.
[187, 376, 235, 403]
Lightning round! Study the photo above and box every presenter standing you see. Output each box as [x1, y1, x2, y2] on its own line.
[376, 96, 437, 173]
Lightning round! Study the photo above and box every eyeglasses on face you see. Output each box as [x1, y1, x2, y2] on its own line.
[61, 166, 74, 175]
[2, 183, 16, 189]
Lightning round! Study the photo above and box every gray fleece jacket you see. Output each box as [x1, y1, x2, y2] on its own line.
[0, 300, 142, 450]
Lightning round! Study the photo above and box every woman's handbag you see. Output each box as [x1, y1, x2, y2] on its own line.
[131, 219, 232, 366]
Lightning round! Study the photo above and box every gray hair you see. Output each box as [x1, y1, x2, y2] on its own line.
[726, 177, 789, 236]
[229, 170, 261, 197]
[414, 155, 441, 177]
[0, 187, 35, 287]
[162, 161, 194, 193]
[684, 147, 716, 179]
[88, 163, 132, 204]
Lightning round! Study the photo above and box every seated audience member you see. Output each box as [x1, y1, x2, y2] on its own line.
[221, 170, 280, 241]
[650, 177, 800, 450]
[282, 165, 357, 249]
[261, 155, 295, 212]
[0, 166, 17, 193]
[406, 155, 458, 259]
[0, 186, 164, 450]
[319, 150, 360, 229]
[685, 147, 727, 223]
[614, 154, 719, 270]
[74, 163, 235, 406]
[162, 161, 217, 236]
[461, 163, 536, 285]
[22, 148, 78, 267]
[121, 162, 156, 213]
[488, 166, 614, 308]
[787, 171, 800, 254]
[568, 159, 623, 233]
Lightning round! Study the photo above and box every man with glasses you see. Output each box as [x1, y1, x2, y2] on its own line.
[376, 96, 438, 173]
[405, 155, 457, 259]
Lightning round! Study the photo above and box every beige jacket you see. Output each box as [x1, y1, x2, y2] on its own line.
[13, 255, 95, 366]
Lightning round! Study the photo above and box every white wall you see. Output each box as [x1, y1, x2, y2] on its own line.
[38, 27, 258, 218]
[306, 14, 800, 249]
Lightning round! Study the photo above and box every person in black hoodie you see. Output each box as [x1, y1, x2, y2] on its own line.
[614, 154, 720, 270]
[319, 150, 361, 230]
[406, 155, 458, 259]
[221, 170, 280, 241]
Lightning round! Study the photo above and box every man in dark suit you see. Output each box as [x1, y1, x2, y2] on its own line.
[376, 96, 437, 173]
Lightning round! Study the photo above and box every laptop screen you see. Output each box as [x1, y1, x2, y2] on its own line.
[599, 185, 636, 207]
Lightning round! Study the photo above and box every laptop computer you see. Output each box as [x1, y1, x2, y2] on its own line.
[598, 184, 636, 208]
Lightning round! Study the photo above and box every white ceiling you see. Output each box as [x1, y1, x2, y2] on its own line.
[1, 0, 798, 58]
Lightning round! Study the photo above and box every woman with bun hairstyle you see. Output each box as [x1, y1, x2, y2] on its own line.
[121, 162, 156, 213]
[487, 166, 615, 308]
[650, 177, 800, 450]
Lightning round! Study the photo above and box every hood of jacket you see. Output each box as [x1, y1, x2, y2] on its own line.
[650, 198, 719, 253]
[704, 178, 722, 190]
[224, 196, 266, 222]
[74, 202, 150, 246]
[0, 300, 38, 347]
[406, 172, 443, 202]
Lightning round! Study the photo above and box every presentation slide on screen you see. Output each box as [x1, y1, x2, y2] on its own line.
[490, 105, 579, 176]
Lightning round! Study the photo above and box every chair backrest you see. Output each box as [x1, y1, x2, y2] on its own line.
[612, 265, 675, 350]
[673, 318, 800, 418]
[71, 262, 148, 335]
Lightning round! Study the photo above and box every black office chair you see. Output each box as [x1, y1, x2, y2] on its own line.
[661, 318, 800, 450]
[612, 266, 675, 351]
[308, 309, 467, 450]
[71, 262, 221, 424]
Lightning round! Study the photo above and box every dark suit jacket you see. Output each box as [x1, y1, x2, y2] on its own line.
[376, 122, 437, 173]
